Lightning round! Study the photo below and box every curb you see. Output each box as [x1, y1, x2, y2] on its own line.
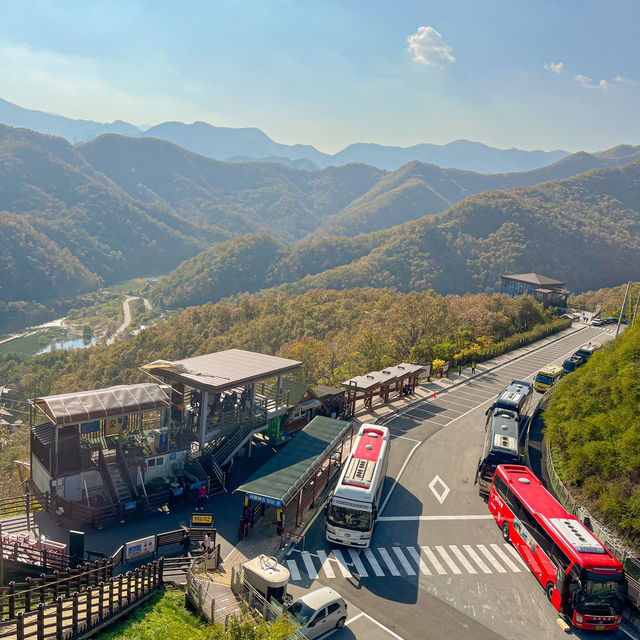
[375, 324, 588, 425]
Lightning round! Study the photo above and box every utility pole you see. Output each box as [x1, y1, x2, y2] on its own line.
[616, 281, 631, 338]
[632, 285, 640, 328]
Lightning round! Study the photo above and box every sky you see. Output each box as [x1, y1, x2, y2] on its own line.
[0, 0, 638, 154]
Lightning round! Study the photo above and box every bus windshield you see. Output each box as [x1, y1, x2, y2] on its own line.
[535, 374, 552, 385]
[327, 504, 373, 532]
[579, 572, 626, 615]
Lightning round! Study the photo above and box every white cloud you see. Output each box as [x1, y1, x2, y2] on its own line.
[544, 61, 564, 74]
[407, 26, 455, 68]
[573, 74, 609, 90]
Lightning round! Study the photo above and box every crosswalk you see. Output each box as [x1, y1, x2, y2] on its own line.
[287, 543, 528, 582]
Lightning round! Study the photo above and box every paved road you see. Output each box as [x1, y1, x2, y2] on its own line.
[106, 295, 151, 344]
[287, 325, 634, 640]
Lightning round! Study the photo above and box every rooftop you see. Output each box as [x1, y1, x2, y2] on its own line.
[501, 272, 566, 287]
[142, 349, 302, 393]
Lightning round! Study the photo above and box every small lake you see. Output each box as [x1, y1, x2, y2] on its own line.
[0, 328, 98, 357]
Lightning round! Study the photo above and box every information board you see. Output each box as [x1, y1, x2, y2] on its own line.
[125, 534, 156, 561]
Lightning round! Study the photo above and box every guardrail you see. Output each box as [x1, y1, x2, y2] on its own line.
[538, 390, 640, 610]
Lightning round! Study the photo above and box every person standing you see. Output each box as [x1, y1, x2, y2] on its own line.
[181, 531, 191, 556]
[197, 484, 207, 511]
[471, 361, 476, 374]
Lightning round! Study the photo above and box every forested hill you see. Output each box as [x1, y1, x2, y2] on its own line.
[544, 322, 640, 546]
[150, 161, 640, 308]
[1, 123, 639, 314]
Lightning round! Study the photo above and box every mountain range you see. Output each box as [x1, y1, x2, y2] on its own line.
[0, 97, 570, 173]
[2, 121, 640, 315]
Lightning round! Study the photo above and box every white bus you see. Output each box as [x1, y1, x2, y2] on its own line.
[325, 423, 390, 548]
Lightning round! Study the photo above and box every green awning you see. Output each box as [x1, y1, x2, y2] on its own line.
[236, 417, 352, 508]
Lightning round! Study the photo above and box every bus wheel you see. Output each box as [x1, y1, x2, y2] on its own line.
[501, 522, 510, 542]
[545, 583, 554, 601]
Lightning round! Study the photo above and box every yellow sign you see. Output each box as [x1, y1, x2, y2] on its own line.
[191, 513, 213, 526]
[105, 418, 121, 435]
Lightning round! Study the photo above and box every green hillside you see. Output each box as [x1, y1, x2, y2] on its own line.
[151, 161, 640, 309]
[544, 322, 640, 546]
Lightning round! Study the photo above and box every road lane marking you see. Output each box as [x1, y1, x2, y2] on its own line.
[377, 515, 494, 521]
[301, 551, 318, 579]
[477, 544, 507, 573]
[392, 547, 416, 575]
[463, 545, 492, 573]
[378, 547, 401, 576]
[421, 545, 447, 575]
[428, 475, 450, 504]
[503, 543, 528, 569]
[490, 543, 521, 572]
[331, 549, 352, 578]
[286, 559, 301, 581]
[449, 545, 477, 574]
[406, 545, 432, 575]
[347, 549, 369, 577]
[317, 550, 335, 578]
[364, 548, 385, 576]
[435, 545, 462, 574]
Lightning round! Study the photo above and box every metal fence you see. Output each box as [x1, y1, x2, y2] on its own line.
[537, 390, 640, 609]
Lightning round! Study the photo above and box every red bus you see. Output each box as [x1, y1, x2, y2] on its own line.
[489, 465, 627, 631]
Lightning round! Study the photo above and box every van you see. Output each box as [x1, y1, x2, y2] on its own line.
[533, 364, 563, 392]
[286, 587, 347, 638]
[562, 355, 584, 374]
[574, 343, 601, 361]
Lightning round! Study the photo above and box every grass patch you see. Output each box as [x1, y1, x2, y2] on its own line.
[101, 588, 218, 640]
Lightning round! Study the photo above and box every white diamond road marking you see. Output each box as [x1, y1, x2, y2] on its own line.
[392, 547, 416, 576]
[477, 544, 507, 573]
[406, 546, 431, 575]
[448, 545, 477, 574]
[332, 550, 352, 578]
[317, 550, 335, 578]
[421, 545, 447, 575]
[301, 551, 318, 579]
[348, 549, 369, 578]
[378, 547, 401, 576]
[490, 544, 521, 572]
[288, 544, 523, 581]
[286, 559, 301, 581]
[364, 548, 385, 576]
[463, 545, 492, 573]
[428, 475, 450, 504]
[435, 546, 462, 575]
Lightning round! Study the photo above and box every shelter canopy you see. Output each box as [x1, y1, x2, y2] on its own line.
[142, 349, 301, 393]
[236, 417, 352, 508]
[34, 383, 170, 427]
[341, 362, 425, 391]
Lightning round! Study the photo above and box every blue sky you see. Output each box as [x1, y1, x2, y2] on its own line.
[0, 0, 638, 153]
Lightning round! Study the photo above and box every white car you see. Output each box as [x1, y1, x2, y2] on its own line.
[286, 587, 347, 638]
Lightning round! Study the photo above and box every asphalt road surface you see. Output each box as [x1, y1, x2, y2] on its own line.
[285, 325, 635, 640]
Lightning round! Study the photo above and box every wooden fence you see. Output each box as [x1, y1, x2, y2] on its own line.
[0, 559, 163, 640]
[0, 559, 114, 621]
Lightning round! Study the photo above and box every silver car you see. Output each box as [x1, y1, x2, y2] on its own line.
[287, 587, 347, 638]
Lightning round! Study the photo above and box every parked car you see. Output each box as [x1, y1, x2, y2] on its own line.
[563, 355, 585, 374]
[286, 587, 347, 639]
[603, 317, 617, 324]
[591, 318, 604, 326]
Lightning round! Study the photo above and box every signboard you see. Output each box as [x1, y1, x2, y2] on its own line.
[171, 487, 183, 497]
[189, 480, 206, 490]
[191, 513, 214, 527]
[266, 417, 282, 440]
[247, 493, 283, 508]
[124, 501, 137, 511]
[422, 363, 432, 380]
[80, 420, 100, 434]
[125, 534, 156, 561]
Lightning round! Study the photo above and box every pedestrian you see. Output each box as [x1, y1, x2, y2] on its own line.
[181, 531, 191, 556]
[458, 364, 462, 376]
[471, 361, 476, 374]
[197, 484, 207, 511]
[55, 504, 64, 526]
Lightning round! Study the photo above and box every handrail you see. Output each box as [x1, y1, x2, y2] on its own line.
[115, 444, 138, 499]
